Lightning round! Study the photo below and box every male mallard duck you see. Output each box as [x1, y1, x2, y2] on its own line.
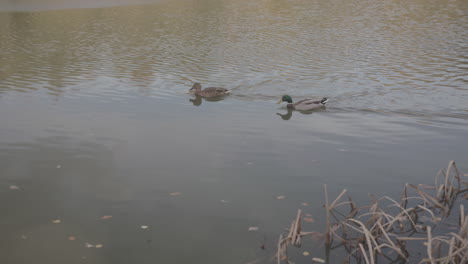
[277, 95, 328, 111]
[189, 83, 230, 98]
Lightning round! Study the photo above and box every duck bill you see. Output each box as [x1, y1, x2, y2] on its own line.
[276, 99, 283, 104]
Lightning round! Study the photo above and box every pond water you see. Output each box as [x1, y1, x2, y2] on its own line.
[0, 0, 467, 263]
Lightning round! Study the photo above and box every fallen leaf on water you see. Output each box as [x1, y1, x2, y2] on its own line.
[312, 257, 325, 263]
[276, 195, 285, 200]
[51, 219, 61, 224]
[95, 244, 103, 248]
[303, 217, 315, 223]
[301, 202, 309, 206]
[100, 215, 112, 220]
[248, 227, 259, 231]
[141, 225, 149, 229]
[68, 236, 76, 241]
[9, 185, 20, 190]
[85, 243, 94, 248]
[303, 251, 310, 256]
[170, 192, 181, 196]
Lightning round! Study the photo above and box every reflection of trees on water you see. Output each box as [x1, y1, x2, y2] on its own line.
[0, 1, 229, 98]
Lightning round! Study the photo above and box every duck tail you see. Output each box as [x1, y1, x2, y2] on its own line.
[321, 97, 329, 104]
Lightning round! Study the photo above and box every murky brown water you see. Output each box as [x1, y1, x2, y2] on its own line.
[0, 0, 467, 263]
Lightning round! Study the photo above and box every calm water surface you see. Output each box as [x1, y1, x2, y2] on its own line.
[1, 0, 467, 263]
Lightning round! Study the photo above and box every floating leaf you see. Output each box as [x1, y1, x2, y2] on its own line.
[51, 219, 61, 224]
[68, 236, 76, 241]
[301, 202, 309, 206]
[169, 192, 181, 196]
[248, 226, 259, 231]
[100, 215, 112, 220]
[95, 244, 103, 248]
[312, 257, 325, 263]
[276, 195, 286, 200]
[303, 251, 310, 256]
[9, 185, 20, 190]
[141, 225, 149, 229]
[303, 217, 315, 223]
[85, 242, 94, 248]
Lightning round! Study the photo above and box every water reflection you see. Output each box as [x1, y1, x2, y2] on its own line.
[0, 0, 467, 120]
[189, 95, 225, 106]
[276, 108, 327, 121]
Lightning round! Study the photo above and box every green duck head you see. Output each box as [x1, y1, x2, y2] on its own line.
[277, 95, 293, 104]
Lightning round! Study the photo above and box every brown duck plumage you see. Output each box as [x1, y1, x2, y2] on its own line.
[189, 83, 230, 98]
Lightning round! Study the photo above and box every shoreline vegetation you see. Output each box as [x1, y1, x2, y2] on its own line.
[276, 161, 468, 264]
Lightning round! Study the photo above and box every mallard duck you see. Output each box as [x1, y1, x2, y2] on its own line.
[189, 83, 230, 98]
[277, 95, 328, 111]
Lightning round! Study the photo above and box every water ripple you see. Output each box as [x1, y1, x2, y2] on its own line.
[0, 0, 467, 124]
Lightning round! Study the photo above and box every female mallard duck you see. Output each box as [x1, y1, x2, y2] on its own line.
[189, 83, 230, 98]
[277, 95, 328, 111]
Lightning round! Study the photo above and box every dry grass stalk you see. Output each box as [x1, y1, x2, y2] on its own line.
[324, 184, 331, 247]
[291, 209, 302, 246]
[277, 161, 468, 263]
[277, 234, 283, 264]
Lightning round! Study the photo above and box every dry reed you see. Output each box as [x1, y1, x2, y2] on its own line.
[276, 161, 467, 263]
